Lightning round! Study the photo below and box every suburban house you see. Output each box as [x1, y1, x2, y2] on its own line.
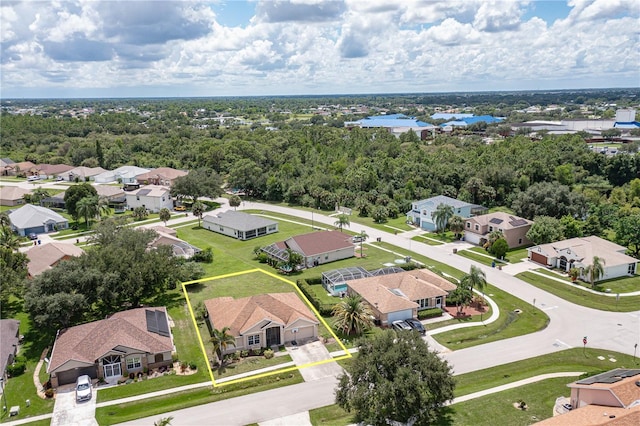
[94, 166, 150, 184]
[537, 369, 640, 425]
[346, 269, 457, 326]
[1, 319, 20, 381]
[407, 195, 487, 231]
[204, 293, 319, 353]
[37, 164, 75, 179]
[136, 167, 188, 187]
[8, 204, 69, 236]
[203, 211, 278, 240]
[148, 226, 200, 259]
[262, 230, 355, 268]
[25, 242, 85, 277]
[527, 236, 638, 281]
[58, 166, 107, 182]
[3, 161, 38, 177]
[0, 158, 16, 176]
[47, 307, 174, 387]
[125, 185, 173, 213]
[0, 186, 30, 206]
[464, 212, 533, 248]
[94, 185, 126, 206]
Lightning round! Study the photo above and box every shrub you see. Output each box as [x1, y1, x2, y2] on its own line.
[296, 279, 335, 316]
[7, 359, 26, 377]
[189, 362, 197, 370]
[240, 350, 249, 358]
[418, 308, 443, 320]
[264, 349, 274, 359]
[44, 388, 54, 398]
[256, 252, 269, 263]
[172, 353, 179, 362]
[180, 362, 188, 372]
[232, 352, 240, 361]
[192, 247, 213, 263]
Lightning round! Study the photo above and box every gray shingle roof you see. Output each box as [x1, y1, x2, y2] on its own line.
[203, 211, 277, 232]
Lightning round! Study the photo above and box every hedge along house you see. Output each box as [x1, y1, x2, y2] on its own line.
[47, 307, 174, 387]
[262, 230, 355, 269]
[204, 293, 319, 353]
[527, 236, 638, 281]
[346, 269, 457, 326]
[8, 204, 69, 236]
[202, 211, 278, 240]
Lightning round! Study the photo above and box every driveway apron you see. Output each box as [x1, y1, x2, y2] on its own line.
[50, 387, 98, 426]
[286, 340, 343, 382]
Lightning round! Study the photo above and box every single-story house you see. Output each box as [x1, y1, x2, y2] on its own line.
[94, 185, 126, 205]
[8, 204, 69, 236]
[0, 158, 15, 176]
[464, 212, 533, 248]
[527, 236, 638, 281]
[125, 185, 173, 213]
[204, 293, 318, 353]
[0, 186, 30, 206]
[1, 319, 20, 381]
[37, 164, 75, 179]
[94, 166, 150, 184]
[148, 226, 200, 259]
[262, 230, 354, 268]
[203, 211, 278, 240]
[536, 369, 640, 425]
[47, 307, 174, 387]
[347, 269, 457, 326]
[136, 167, 188, 187]
[25, 242, 85, 277]
[407, 195, 487, 231]
[58, 166, 107, 182]
[4, 161, 38, 177]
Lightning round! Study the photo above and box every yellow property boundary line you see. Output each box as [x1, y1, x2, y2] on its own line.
[181, 268, 351, 387]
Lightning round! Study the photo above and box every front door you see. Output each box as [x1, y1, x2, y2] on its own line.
[102, 355, 122, 378]
[266, 326, 281, 346]
[436, 296, 443, 308]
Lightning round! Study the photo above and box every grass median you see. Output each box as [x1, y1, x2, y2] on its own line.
[516, 271, 640, 312]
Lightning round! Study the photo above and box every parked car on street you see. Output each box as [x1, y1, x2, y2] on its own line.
[75, 375, 92, 402]
[404, 318, 426, 335]
[392, 320, 412, 331]
[174, 205, 186, 211]
[28, 233, 38, 240]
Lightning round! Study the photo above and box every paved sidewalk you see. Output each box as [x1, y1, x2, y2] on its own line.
[286, 340, 343, 382]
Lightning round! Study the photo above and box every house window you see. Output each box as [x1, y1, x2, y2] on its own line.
[248, 335, 260, 346]
[518, 238, 522, 245]
[475, 224, 479, 231]
[629, 263, 637, 275]
[136, 196, 140, 201]
[219, 227, 224, 231]
[162, 197, 165, 202]
[415, 299, 429, 309]
[489, 226, 493, 232]
[126, 356, 142, 370]
[466, 222, 470, 229]
[268, 225, 276, 231]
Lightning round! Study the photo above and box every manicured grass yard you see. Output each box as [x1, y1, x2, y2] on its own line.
[432, 284, 549, 350]
[517, 272, 640, 312]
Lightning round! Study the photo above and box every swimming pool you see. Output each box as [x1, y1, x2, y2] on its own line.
[329, 283, 348, 296]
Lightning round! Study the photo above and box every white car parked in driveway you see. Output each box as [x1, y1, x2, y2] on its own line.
[75, 375, 92, 402]
[392, 320, 412, 331]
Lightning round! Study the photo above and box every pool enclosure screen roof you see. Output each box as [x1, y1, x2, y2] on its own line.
[322, 266, 406, 285]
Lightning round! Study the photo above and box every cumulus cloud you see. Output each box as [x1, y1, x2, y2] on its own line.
[255, 0, 346, 23]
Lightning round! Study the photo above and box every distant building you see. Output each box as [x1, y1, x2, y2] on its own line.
[345, 114, 436, 139]
[94, 166, 150, 184]
[136, 167, 188, 187]
[59, 166, 107, 182]
[0, 186, 30, 206]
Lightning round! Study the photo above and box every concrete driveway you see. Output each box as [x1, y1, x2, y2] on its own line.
[50, 386, 98, 426]
[287, 340, 343, 382]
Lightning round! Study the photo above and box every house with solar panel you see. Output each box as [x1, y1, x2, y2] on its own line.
[464, 212, 533, 248]
[344, 113, 437, 139]
[47, 307, 174, 387]
[407, 195, 487, 231]
[125, 185, 173, 213]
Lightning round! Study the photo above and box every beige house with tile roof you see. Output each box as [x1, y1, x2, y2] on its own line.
[464, 212, 533, 248]
[58, 166, 107, 182]
[135, 167, 188, 187]
[47, 307, 173, 387]
[527, 236, 638, 281]
[537, 369, 640, 425]
[148, 226, 200, 258]
[204, 293, 319, 352]
[347, 269, 456, 326]
[25, 242, 84, 277]
[0, 186, 30, 206]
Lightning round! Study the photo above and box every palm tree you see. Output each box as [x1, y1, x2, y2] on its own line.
[334, 213, 350, 232]
[154, 416, 174, 426]
[432, 203, 454, 234]
[192, 201, 205, 228]
[76, 196, 99, 228]
[210, 327, 236, 365]
[461, 265, 487, 294]
[357, 230, 368, 258]
[486, 230, 504, 249]
[97, 196, 111, 219]
[448, 215, 465, 239]
[0, 212, 10, 231]
[581, 256, 606, 289]
[332, 294, 374, 336]
[0, 228, 20, 251]
[159, 208, 171, 226]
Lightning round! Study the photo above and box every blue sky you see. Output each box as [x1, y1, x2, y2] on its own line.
[1, 1, 638, 98]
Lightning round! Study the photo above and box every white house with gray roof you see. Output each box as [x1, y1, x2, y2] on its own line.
[407, 195, 487, 231]
[8, 204, 69, 236]
[94, 165, 150, 184]
[125, 185, 172, 213]
[203, 211, 278, 240]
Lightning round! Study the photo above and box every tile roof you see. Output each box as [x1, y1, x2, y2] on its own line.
[203, 211, 277, 232]
[204, 293, 318, 337]
[347, 269, 453, 314]
[537, 404, 640, 425]
[48, 307, 173, 374]
[61, 166, 107, 179]
[284, 230, 354, 257]
[532, 236, 637, 268]
[94, 185, 125, 198]
[136, 167, 188, 182]
[37, 164, 74, 175]
[8, 204, 68, 229]
[0, 186, 31, 201]
[25, 242, 85, 276]
[0, 319, 20, 376]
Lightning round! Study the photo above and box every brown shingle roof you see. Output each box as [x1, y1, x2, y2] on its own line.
[0, 186, 31, 201]
[136, 167, 187, 182]
[0, 319, 20, 376]
[25, 242, 84, 276]
[48, 307, 173, 373]
[536, 404, 640, 425]
[284, 230, 353, 256]
[204, 293, 318, 337]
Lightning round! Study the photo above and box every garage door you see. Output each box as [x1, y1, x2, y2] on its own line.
[387, 310, 413, 323]
[55, 366, 97, 386]
[464, 232, 481, 245]
[530, 252, 547, 266]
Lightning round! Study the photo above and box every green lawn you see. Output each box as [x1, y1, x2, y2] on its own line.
[458, 247, 529, 266]
[309, 347, 639, 426]
[432, 284, 549, 350]
[213, 354, 293, 379]
[411, 234, 444, 246]
[517, 272, 640, 312]
[347, 215, 414, 233]
[456, 249, 503, 267]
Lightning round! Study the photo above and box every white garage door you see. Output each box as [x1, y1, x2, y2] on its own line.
[464, 232, 481, 245]
[387, 310, 413, 323]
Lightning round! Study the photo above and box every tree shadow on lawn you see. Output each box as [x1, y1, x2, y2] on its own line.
[150, 290, 186, 309]
[185, 282, 207, 294]
[434, 406, 456, 425]
[0, 298, 23, 319]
